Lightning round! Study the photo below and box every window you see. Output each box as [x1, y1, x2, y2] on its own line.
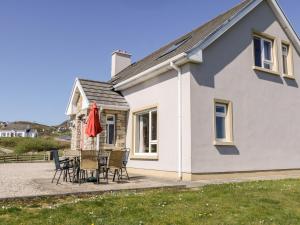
[1, 133, 6, 137]
[157, 36, 192, 59]
[253, 36, 274, 70]
[106, 115, 115, 145]
[134, 108, 158, 155]
[215, 104, 227, 140]
[214, 100, 233, 144]
[282, 43, 293, 76]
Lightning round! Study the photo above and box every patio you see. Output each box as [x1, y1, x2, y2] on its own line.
[3, 162, 300, 200]
[0, 162, 184, 199]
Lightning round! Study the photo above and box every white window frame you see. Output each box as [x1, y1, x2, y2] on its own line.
[214, 99, 234, 145]
[215, 103, 227, 142]
[261, 38, 273, 70]
[106, 114, 115, 145]
[254, 35, 274, 70]
[134, 108, 158, 156]
[281, 42, 294, 78]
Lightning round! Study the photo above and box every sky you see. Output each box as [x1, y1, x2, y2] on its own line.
[0, 0, 299, 125]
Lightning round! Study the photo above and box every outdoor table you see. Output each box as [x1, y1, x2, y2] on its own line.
[67, 153, 108, 184]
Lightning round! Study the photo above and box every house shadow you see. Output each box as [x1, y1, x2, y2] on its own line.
[215, 146, 240, 155]
[284, 77, 298, 88]
[254, 70, 283, 84]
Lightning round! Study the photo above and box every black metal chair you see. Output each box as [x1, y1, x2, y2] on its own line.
[120, 148, 130, 180]
[98, 151, 109, 183]
[51, 149, 74, 185]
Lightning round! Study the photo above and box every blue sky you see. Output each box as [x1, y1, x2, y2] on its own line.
[0, 0, 299, 125]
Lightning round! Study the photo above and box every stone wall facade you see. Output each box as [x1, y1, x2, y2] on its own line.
[70, 108, 128, 152]
[99, 109, 127, 150]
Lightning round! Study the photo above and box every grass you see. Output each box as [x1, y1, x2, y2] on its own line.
[1, 179, 300, 225]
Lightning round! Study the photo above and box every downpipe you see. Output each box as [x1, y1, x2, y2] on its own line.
[170, 61, 182, 181]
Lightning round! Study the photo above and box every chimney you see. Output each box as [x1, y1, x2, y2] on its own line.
[111, 50, 131, 78]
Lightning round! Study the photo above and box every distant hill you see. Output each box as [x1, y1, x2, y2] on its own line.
[54, 120, 70, 129]
[0, 120, 71, 137]
[3, 121, 55, 134]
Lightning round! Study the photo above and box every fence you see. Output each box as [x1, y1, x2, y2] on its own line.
[0, 152, 49, 163]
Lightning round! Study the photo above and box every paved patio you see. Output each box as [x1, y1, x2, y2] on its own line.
[0, 162, 184, 199]
[2, 162, 300, 199]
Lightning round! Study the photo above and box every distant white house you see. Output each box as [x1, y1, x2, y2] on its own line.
[0, 122, 7, 127]
[0, 124, 38, 138]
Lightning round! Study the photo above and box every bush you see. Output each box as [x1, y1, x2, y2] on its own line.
[0, 137, 22, 149]
[0, 137, 70, 154]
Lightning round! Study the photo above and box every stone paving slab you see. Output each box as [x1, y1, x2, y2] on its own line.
[186, 170, 300, 188]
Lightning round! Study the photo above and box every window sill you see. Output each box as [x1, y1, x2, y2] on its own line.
[283, 75, 295, 80]
[213, 140, 235, 146]
[253, 66, 280, 76]
[130, 155, 159, 161]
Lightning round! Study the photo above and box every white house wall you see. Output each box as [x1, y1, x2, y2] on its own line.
[122, 64, 192, 173]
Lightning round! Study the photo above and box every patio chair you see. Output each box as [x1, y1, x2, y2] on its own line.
[51, 149, 74, 185]
[106, 150, 125, 182]
[98, 151, 109, 182]
[79, 150, 100, 184]
[63, 149, 80, 158]
[64, 149, 80, 183]
[120, 148, 130, 180]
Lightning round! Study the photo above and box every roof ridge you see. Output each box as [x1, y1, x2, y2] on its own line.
[183, 0, 253, 40]
[186, 0, 254, 52]
[78, 78, 112, 85]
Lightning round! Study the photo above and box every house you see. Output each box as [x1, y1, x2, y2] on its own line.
[0, 122, 7, 128]
[66, 0, 300, 181]
[0, 124, 38, 138]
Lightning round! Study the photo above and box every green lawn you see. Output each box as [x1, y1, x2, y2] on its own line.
[1, 179, 300, 225]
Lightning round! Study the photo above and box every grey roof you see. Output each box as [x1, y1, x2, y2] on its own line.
[110, 0, 252, 85]
[78, 79, 129, 108]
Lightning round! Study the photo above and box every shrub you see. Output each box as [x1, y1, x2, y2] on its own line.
[0, 137, 70, 154]
[0, 137, 22, 149]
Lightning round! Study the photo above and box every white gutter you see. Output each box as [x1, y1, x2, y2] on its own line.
[170, 61, 182, 181]
[96, 104, 129, 111]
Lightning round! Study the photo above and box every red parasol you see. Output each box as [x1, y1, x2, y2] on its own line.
[85, 103, 102, 150]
